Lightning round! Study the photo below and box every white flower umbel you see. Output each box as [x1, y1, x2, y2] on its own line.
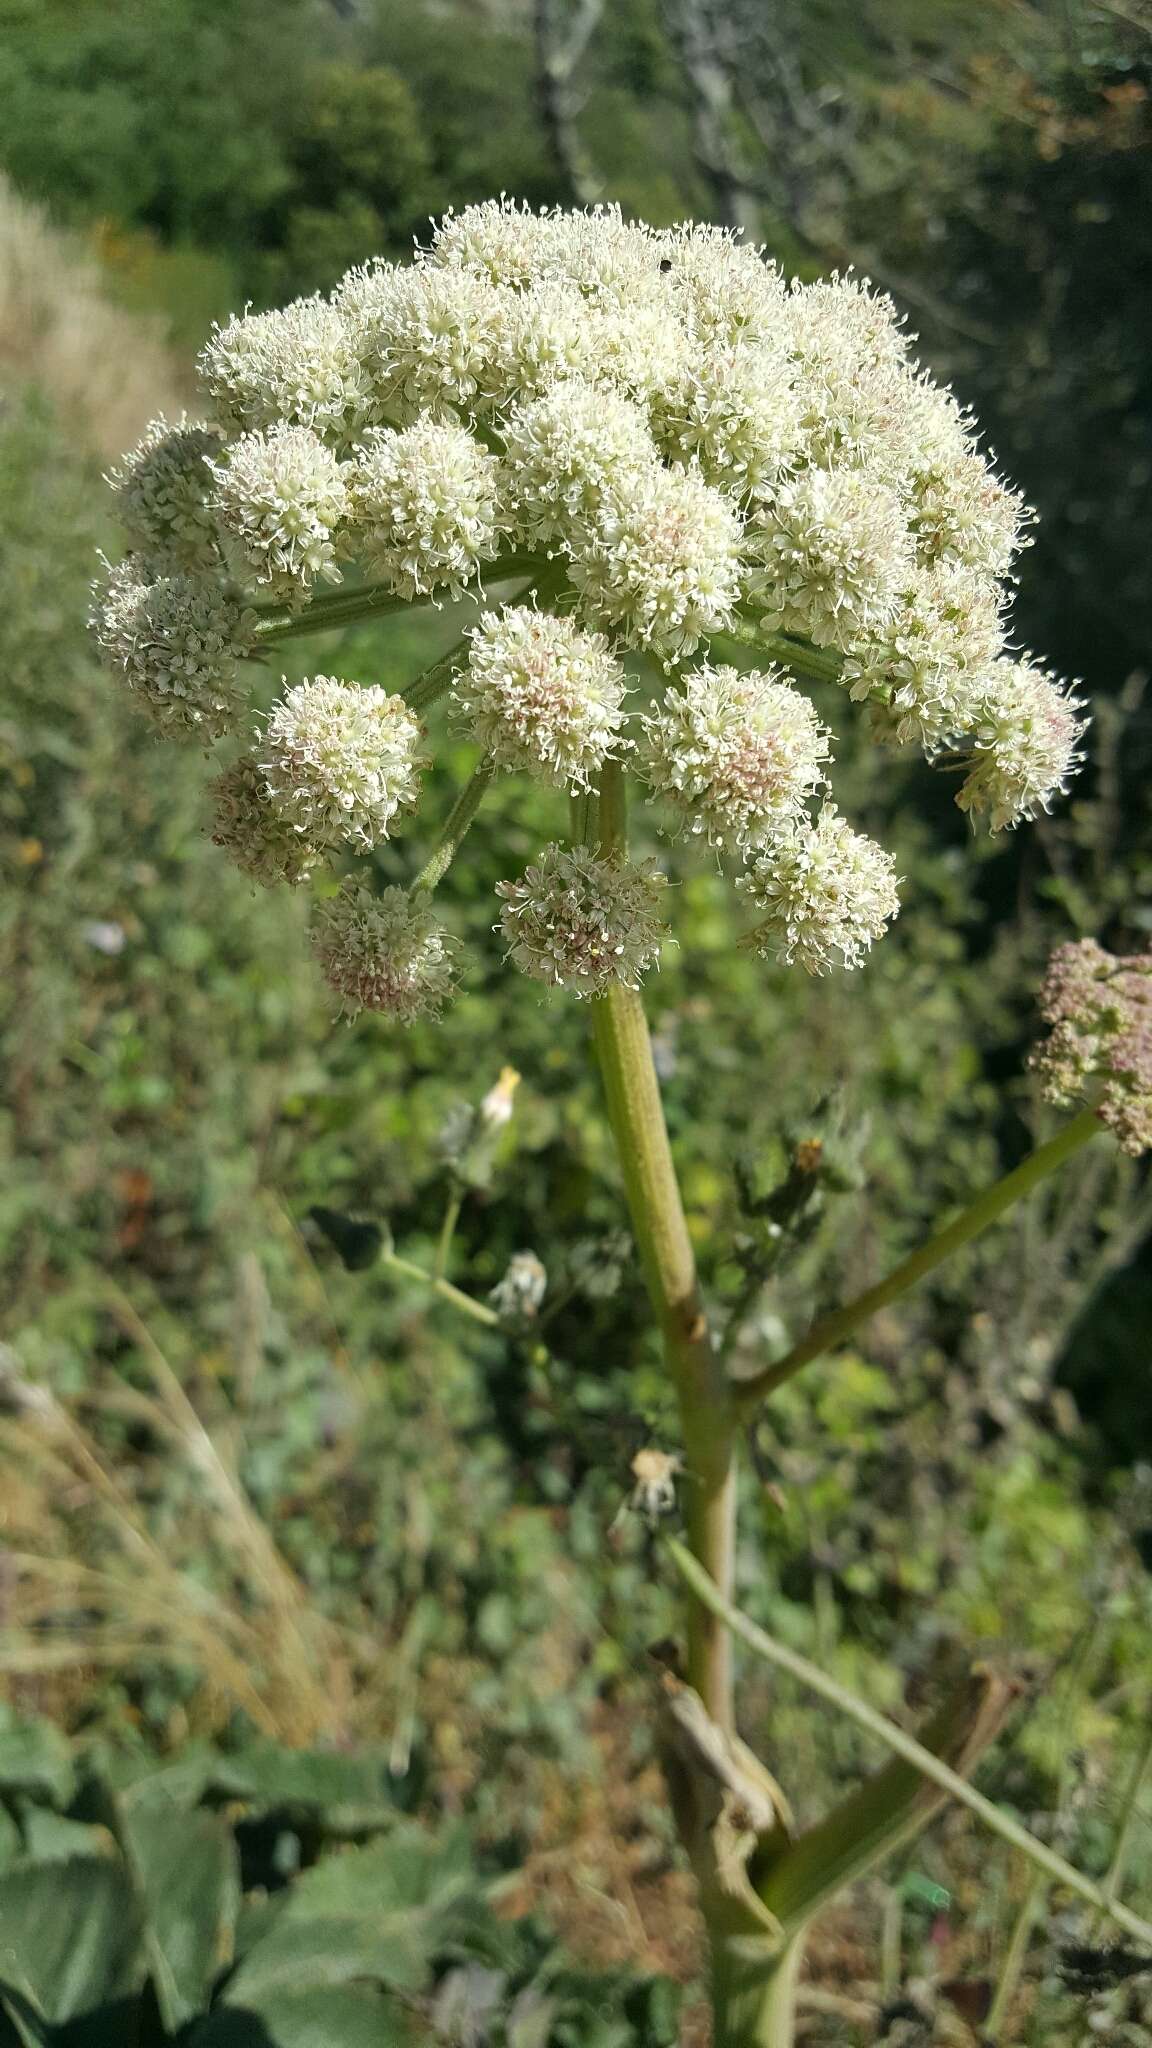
[313, 882, 456, 1022]
[348, 418, 502, 599]
[91, 561, 251, 739]
[210, 754, 320, 888]
[429, 197, 553, 286]
[654, 343, 804, 503]
[569, 463, 744, 661]
[497, 843, 667, 996]
[337, 260, 505, 422]
[210, 424, 348, 605]
[640, 662, 831, 849]
[739, 804, 900, 973]
[457, 606, 629, 789]
[911, 443, 1029, 580]
[957, 658, 1087, 831]
[487, 278, 596, 404]
[105, 415, 222, 572]
[752, 467, 913, 652]
[657, 222, 787, 351]
[841, 561, 1007, 754]
[199, 298, 369, 443]
[263, 675, 423, 851]
[501, 378, 659, 545]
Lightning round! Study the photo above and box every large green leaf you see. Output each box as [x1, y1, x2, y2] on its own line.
[0, 1716, 75, 1811]
[190, 1985, 415, 2046]
[0, 1860, 144, 2023]
[118, 1805, 240, 2032]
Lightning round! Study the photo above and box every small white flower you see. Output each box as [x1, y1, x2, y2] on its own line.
[313, 882, 456, 1021]
[501, 377, 659, 544]
[569, 463, 745, 660]
[841, 561, 1007, 754]
[656, 222, 786, 349]
[497, 842, 667, 996]
[429, 197, 554, 286]
[489, 1250, 548, 1320]
[456, 605, 629, 789]
[338, 260, 506, 420]
[957, 658, 1087, 830]
[105, 415, 223, 572]
[348, 418, 502, 598]
[739, 804, 900, 974]
[640, 662, 831, 848]
[210, 424, 348, 605]
[199, 298, 369, 442]
[751, 466, 914, 651]
[263, 675, 424, 850]
[910, 443, 1029, 580]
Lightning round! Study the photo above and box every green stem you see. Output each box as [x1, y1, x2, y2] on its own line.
[251, 552, 550, 644]
[667, 1538, 1152, 1949]
[710, 615, 844, 687]
[712, 1935, 805, 2048]
[736, 1107, 1102, 1412]
[587, 764, 738, 1729]
[380, 1248, 499, 1328]
[413, 759, 496, 893]
[1097, 1716, 1152, 1924]
[433, 1191, 464, 1282]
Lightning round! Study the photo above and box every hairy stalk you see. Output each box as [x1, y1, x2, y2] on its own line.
[251, 551, 552, 643]
[737, 1106, 1102, 1411]
[414, 758, 496, 892]
[588, 762, 737, 1725]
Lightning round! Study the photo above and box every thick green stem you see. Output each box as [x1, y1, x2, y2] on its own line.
[712, 1935, 805, 2048]
[588, 766, 738, 1728]
[251, 552, 550, 644]
[737, 1106, 1102, 1412]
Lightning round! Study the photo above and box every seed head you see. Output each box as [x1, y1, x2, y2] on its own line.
[348, 418, 502, 598]
[210, 753, 320, 887]
[263, 675, 423, 850]
[457, 605, 628, 789]
[91, 560, 251, 738]
[497, 842, 667, 996]
[210, 425, 348, 605]
[1031, 939, 1152, 1156]
[739, 804, 900, 974]
[313, 882, 456, 1022]
[640, 662, 830, 848]
[569, 463, 744, 661]
[105, 415, 222, 572]
[957, 658, 1087, 831]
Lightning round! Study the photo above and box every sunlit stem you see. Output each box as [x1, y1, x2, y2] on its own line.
[413, 758, 496, 894]
[251, 551, 553, 644]
[380, 1246, 499, 1328]
[711, 614, 844, 687]
[586, 762, 738, 1727]
[736, 1106, 1102, 1412]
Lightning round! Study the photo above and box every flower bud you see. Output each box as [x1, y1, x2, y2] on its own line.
[497, 843, 667, 996]
[313, 883, 456, 1022]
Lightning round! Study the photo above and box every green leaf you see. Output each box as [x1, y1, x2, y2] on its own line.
[222, 1916, 429, 2003]
[189, 1985, 414, 2047]
[0, 1859, 144, 2023]
[19, 1812, 112, 1865]
[118, 1805, 240, 2033]
[0, 1714, 75, 1810]
[0, 1982, 50, 2048]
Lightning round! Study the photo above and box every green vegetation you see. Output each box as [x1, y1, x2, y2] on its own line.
[1, 1, 1151, 2038]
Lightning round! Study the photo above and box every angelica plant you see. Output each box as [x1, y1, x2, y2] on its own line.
[94, 200, 1147, 2046]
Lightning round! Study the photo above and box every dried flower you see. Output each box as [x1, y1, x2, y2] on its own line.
[313, 882, 456, 1021]
[489, 1250, 548, 1320]
[1031, 939, 1152, 1156]
[263, 676, 423, 850]
[739, 804, 900, 973]
[958, 659, 1087, 831]
[640, 662, 830, 848]
[91, 560, 250, 738]
[210, 754, 320, 887]
[348, 418, 502, 598]
[497, 843, 667, 995]
[569, 463, 744, 661]
[210, 424, 348, 605]
[456, 605, 629, 789]
[105, 415, 222, 571]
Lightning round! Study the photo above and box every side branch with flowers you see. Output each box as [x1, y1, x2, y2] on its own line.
[92, 199, 1150, 2046]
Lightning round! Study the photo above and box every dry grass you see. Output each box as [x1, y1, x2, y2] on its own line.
[0, 175, 185, 454]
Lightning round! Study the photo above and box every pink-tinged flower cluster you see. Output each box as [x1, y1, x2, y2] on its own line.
[1030, 939, 1152, 1156]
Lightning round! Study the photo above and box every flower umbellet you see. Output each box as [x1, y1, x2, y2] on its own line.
[94, 202, 1119, 2048]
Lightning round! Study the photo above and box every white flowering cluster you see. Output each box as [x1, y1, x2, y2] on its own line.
[92, 200, 1086, 1013]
